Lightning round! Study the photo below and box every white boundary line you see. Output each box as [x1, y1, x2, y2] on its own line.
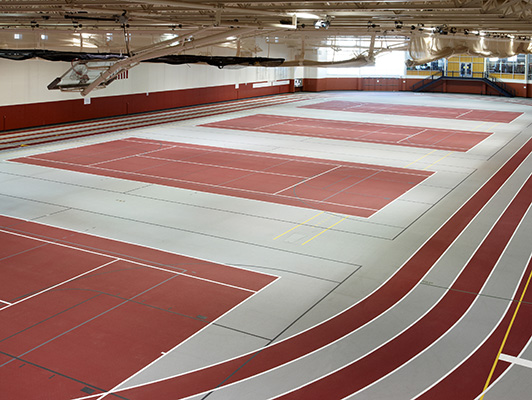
[23, 156, 379, 213]
[0, 259, 120, 312]
[75, 137, 532, 398]
[0, 229, 262, 296]
[302, 100, 521, 125]
[121, 136, 434, 177]
[498, 354, 532, 369]
[72, 274, 281, 400]
[414, 251, 532, 399]
[232, 178, 532, 400]
[474, 335, 532, 400]
[347, 202, 532, 400]
[0, 215, 280, 282]
[140, 155, 309, 180]
[273, 165, 343, 195]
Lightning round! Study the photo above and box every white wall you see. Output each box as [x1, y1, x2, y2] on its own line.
[0, 41, 295, 107]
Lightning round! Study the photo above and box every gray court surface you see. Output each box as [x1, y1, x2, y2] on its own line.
[1, 91, 531, 399]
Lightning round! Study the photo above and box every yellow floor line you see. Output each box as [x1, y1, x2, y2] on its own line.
[273, 211, 325, 240]
[473, 121, 488, 130]
[424, 151, 453, 170]
[403, 150, 437, 168]
[479, 260, 532, 399]
[301, 216, 347, 245]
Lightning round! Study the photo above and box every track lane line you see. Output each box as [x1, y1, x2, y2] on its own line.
[413, 251, 532, 400]
[498, 354, 532, 369]
[79, 133, 532, 400]
[74, 275, 281, 400]
[480, 248, 532, 399]
[274, 172, 532, 400]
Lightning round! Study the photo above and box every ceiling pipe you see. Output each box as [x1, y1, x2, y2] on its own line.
[80, 27, 257, 96]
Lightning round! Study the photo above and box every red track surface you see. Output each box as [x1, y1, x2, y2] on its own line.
[90, 134, 532, 399]
[11, 138, 433, 218]
[202, 114, 492, 151]
[277, 174, 532, 399]
[301, 100, 523, 123]
[0, 216, 276, 400]
[416, 256, 532, 399]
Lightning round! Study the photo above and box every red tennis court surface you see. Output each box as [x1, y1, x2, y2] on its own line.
[300, 100, 523, 123]
[11, 138, 434, 218]
[0, 215, 277, 399]
[202, 114, 491, 151]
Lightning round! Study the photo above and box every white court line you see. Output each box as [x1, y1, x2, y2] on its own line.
[121, 138, 434, 177]
[24, 157, 378, 213]
[141, 155, 309, 179]
[0, 229, 259, 296]
[499, 354, 532, 369]
[273, 165, 343, 195]
[0, 259, 120, 312]
[72, 273, 282, 400]
[1, 215, 281, 282]
[242, 126, 471, 152]
[3, 96, 306, 145]
[276, 178, 532, 400]
[456, 109, 474, 119]
[89, 144, 177, 166]
[78, 139, 532, 399]
[0, 299, 12, 305]
[396, 129, 428, 143]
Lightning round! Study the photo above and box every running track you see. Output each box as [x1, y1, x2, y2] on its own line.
[74, 134, 532, 399]
[0, 216, 277, 399]
[300, 100, 523, 123]
[11, 138, 433, 218]
[202, 114, 492, 151]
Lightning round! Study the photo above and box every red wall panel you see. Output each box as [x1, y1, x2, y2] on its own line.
[0, 82, 292, 132]
[1, 75, 528, 133]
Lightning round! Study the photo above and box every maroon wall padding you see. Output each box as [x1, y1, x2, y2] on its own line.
[1, 76, 528, 132]
[304, 77, 528, 98]
[0, 81, 293, 132]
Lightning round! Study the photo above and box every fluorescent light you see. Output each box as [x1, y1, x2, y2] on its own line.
[226, 36, 237, 40]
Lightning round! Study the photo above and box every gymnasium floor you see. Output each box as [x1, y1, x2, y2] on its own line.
[0, 91, 531, 399]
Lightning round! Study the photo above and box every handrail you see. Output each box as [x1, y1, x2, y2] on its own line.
[411, 70, 443, 91]
[483, 72, 516, 97]
[413, 70, 515, 97]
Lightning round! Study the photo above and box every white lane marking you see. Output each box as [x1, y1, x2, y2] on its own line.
[273, 165, 343, 195]
[499, 353, 532, 369]
[0, 259, 120, 312]
[88, 144, 532, 398]
[24, 157, 378, 213]
[0, 229, 258, 296]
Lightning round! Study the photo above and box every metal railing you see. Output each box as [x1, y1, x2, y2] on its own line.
[413, 70, 515, 97]
[484, 73, 516, 97]
[411, 70, 443, 91]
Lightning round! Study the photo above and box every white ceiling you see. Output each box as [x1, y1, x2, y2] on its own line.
[1, 0, 530, 55]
